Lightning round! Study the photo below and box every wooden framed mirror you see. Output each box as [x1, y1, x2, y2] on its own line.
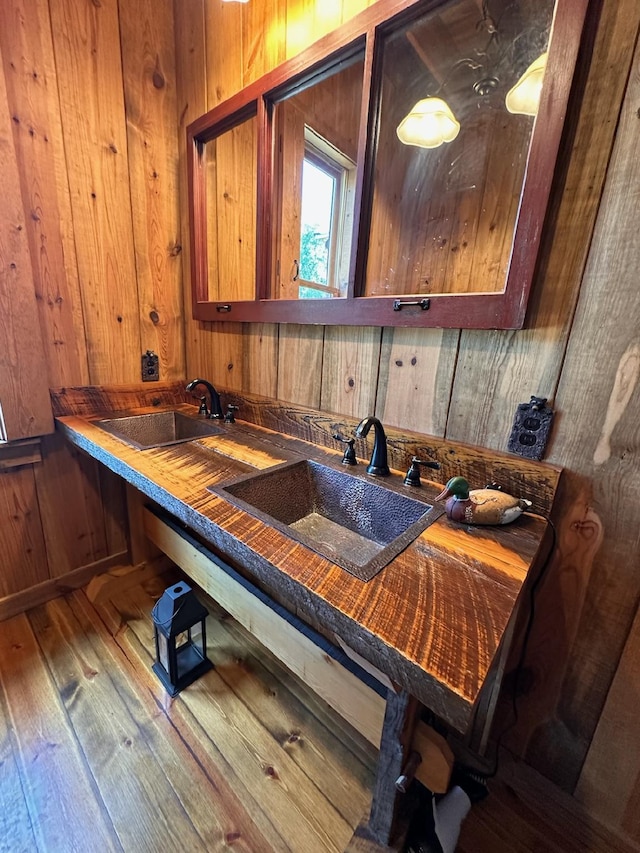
[188, 0, 589, 329]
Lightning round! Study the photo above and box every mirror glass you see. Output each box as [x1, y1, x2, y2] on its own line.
[365, 0, 554, 297]
[204, 113, 257, 302]
[270, 54, 365, 300]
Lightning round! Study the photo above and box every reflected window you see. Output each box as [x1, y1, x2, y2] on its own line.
[298, 129, 355, 299]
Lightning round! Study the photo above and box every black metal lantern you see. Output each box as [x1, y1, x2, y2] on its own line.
[151, 581, 213, 696]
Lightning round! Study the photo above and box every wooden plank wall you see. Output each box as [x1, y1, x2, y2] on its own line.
[174, 0, 640, 845]
[0, 0, 184, 601]
[1, 0, 639, 845]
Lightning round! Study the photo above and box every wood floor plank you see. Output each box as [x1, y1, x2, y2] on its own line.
[0, 614, 121, 852]
[28, 597, 210, 852]
[50, 594, 282, 853]
[0, 687, 38, 853]
[227, 620, 379, 771]
[216, 603, 378, 770]
[107, 582, 357, 852]
[1, 576, 635, 853]
[90, 590, 294, 852]
[107, 573, 378, 837]
[110, 570, 377, 775]
[206, 607, 375, 828]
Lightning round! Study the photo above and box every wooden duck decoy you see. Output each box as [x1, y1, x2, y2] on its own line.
[435, 476, 532, 525]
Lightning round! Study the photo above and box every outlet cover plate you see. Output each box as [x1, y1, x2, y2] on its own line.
[141, 350, 159, 382]
[507, 396, 554, 460]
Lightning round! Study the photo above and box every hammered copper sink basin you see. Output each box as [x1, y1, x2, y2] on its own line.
[212, 459, 444, 581]
[95, 411, 225, 449]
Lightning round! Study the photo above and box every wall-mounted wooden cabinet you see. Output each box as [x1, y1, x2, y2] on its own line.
[188, 0, 589, 330]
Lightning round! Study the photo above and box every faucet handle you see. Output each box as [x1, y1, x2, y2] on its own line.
[196, 396, 209, 417]
[224, 404, 239, 423]
[404, 456, 441, 487]
[333, 433, 357, 466]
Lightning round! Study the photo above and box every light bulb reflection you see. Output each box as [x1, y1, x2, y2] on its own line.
[396, 98, 460, 149]
[505, 53, 547, 116]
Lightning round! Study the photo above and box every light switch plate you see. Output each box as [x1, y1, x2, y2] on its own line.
[507, 396, 554, 460]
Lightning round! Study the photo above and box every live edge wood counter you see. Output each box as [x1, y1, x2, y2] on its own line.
[52, 387, 557, 745]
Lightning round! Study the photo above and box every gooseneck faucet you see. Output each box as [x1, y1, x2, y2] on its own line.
[185, 378, 224, 419]
[355, 415, 390, 476]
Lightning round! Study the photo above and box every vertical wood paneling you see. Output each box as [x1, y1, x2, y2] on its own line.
[0, 0, 89, 389]
[0, 42, 53, 440]
[286, 0, 343, 59]
[33, 434, 109, 577]
[213, 119, 257, 302]
[187, 321, 246, 392]
[446, 0, 640, 796]
[375, 328, 459, 435]
[341, 0, 377, 25]
[523, 30, 640, 786]
[0, 468, 50, 596]
[242, 0, 286, 86]
[48, 0, 141, 384]
[205, 2, 243, 109]
[498, 472, 604, 787]
[320, 326, 381, 417]
[576, 603, 640, 839]
[0, 0, 182, 605]
[173, 0, 207, 378]
[285, 0, 320, 60]
[278, 324, 325, 407]
[243, 324, 279, 398]
[118, 0, 185, 382]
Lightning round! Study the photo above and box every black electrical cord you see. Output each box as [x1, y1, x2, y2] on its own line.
[482, 513, 557, 778]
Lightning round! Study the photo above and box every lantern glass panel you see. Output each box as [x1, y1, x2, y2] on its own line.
[157, 631, 170, 672]
[176, 630, 206, 680]
[190, 623, 205, 657]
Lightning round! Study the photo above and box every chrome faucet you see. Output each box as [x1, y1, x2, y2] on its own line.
[185, 378, 224, 419]
[355, 415, 390, 476]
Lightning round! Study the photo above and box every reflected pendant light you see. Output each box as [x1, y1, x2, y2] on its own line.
[505, 53, 547, 116]
[396, 97, 460, 149]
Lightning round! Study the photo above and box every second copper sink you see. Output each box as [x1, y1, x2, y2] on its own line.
[95, 411, 225, 449]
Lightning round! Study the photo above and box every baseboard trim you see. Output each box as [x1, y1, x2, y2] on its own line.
[0, 551, 128, 623]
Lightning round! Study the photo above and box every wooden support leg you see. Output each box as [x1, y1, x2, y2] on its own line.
[367, 688, 420, 847]
[126, 483, 161, 566]
[84, 485, 169, 606]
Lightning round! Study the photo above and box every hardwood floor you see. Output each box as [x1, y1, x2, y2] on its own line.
[0, 571, 376, 852]
[1, 569, 637, 853]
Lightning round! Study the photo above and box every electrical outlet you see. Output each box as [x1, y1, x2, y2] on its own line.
[141, 350, 159, 382]
[507, 396, 554, 460]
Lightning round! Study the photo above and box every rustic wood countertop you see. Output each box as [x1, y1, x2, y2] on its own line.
[55, 397, 551, 735]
